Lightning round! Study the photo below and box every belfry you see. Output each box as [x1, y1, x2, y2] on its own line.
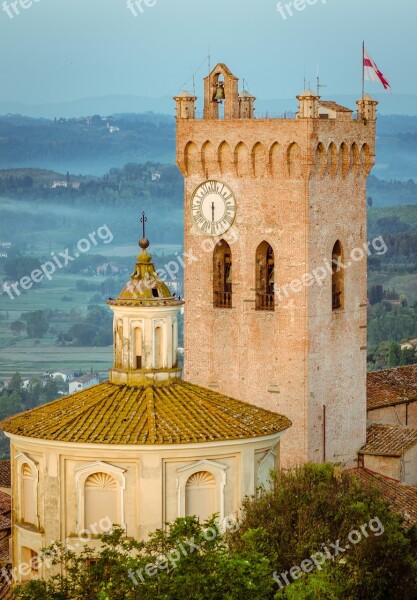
[175, 63, 377, 468]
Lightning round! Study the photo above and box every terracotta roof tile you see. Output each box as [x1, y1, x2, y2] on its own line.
[319, 101, 352, 113]
[0, 536, 10, 563]
[360, 424, 417, 456]
[0, 493, 11, 532]
[354, 468, 417, 526]
[0, 380, 291, 445]
[0, 563, 13, 599]
[367, 365, 417, 410]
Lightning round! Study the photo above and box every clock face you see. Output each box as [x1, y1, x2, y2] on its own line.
[191, 180, 237, 236]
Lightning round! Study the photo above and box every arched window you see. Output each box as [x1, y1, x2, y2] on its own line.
[22, 464, 36, 525]
[115, 321, 123, 368]
[134, 327, 143, 369]
[172, 319, 178, 367]
[185, 471, 216, 521]
[154, 326, 163, 368]
[332, 241, 344, 310]
[75, 462, 126, 534]
[20, 547, 39, 582]
[85, 472, 117, 531]
[213, 241, 232, 308]
[256, 242, 275, 311]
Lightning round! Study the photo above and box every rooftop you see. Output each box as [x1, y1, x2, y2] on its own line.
[0, 492, 11, 531]
[360, 424, 417, 457]
[367, 365, 417, 410]
[319, 100, 353, 113]
[0, 380, 291, 446]
[354, 468, 417, 527]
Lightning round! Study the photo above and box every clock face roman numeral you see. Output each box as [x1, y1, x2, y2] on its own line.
[191, 180, 236, 236]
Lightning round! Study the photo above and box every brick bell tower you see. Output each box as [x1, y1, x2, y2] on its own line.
[175, 64, 377, 468]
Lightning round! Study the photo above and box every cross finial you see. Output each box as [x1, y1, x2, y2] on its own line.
[140, 211, 147, 239]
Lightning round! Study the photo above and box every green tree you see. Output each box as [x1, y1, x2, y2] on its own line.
[388, 341, 401, 367]
[13, 518, 272, 600]
[25, 310, 49, 339]
[229, 464, 417, 600]
[10, 320, 25, 335]
[400, 347, 417, 366]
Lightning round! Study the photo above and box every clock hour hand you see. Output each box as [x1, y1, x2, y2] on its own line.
[212, 201, 215, 223]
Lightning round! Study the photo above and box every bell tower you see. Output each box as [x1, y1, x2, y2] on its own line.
[108, 214, 183, 387]
[175, 64, 377, 468]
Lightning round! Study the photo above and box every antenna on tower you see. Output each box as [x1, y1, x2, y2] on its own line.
[316, 64, 327, 96]
[303, 68, 306, 90]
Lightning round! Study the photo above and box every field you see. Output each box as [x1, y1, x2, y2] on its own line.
[0, 270, 115, 380]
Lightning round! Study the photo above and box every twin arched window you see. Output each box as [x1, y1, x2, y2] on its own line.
[212, 240, 344, 312]
[213, 240, 275, 311]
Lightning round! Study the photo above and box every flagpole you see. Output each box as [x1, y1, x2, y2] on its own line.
[362, 41, 365, 99]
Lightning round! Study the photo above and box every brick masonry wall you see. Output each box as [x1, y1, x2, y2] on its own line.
[177, 109, 375, 468]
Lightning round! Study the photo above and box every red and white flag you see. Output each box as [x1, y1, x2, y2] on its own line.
[364, 48, 392, 92]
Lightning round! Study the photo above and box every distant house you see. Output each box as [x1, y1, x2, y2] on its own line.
[69, 374, 99, 394]
[107, 124, 120, 134]
[151, 172, 161, 181]
[400, 339, 417, 352]
[51, 370, 75, 382]
[96, 262, 127, 276]
[52, 180, 68, 189]
[0, 253, 7, 259]
[0, 243, 11, 249]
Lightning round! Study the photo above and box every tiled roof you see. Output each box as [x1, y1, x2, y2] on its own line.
[0, 463, 10, 489]
[360, 424, 417, 457]
[319, 101, 352, 113]
[354, 468, 417, 526]
[0, 493, 11, 532]
[0, 380, 291, 446]
[0, 564, 13, 599]
[0, 536, 10, 563]
[367, 365, 417, 410]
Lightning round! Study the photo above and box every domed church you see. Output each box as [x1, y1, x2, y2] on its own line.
[0, 227, 291, 583]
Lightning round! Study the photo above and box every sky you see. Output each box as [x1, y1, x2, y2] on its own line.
[0, 0, 414, 105]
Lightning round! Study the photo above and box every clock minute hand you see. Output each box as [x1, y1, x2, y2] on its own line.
[212, 201, 215, 223]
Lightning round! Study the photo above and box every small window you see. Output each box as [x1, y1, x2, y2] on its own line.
[332, 241, 344, 310]
[256, 242, 275, 311]
[213, 241, 232, 308]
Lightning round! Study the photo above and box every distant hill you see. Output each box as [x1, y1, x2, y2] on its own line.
[0, 112, 417, 184]
[1, 93, 416, 120]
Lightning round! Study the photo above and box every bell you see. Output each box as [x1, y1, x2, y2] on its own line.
[213, 84, 225, 102]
